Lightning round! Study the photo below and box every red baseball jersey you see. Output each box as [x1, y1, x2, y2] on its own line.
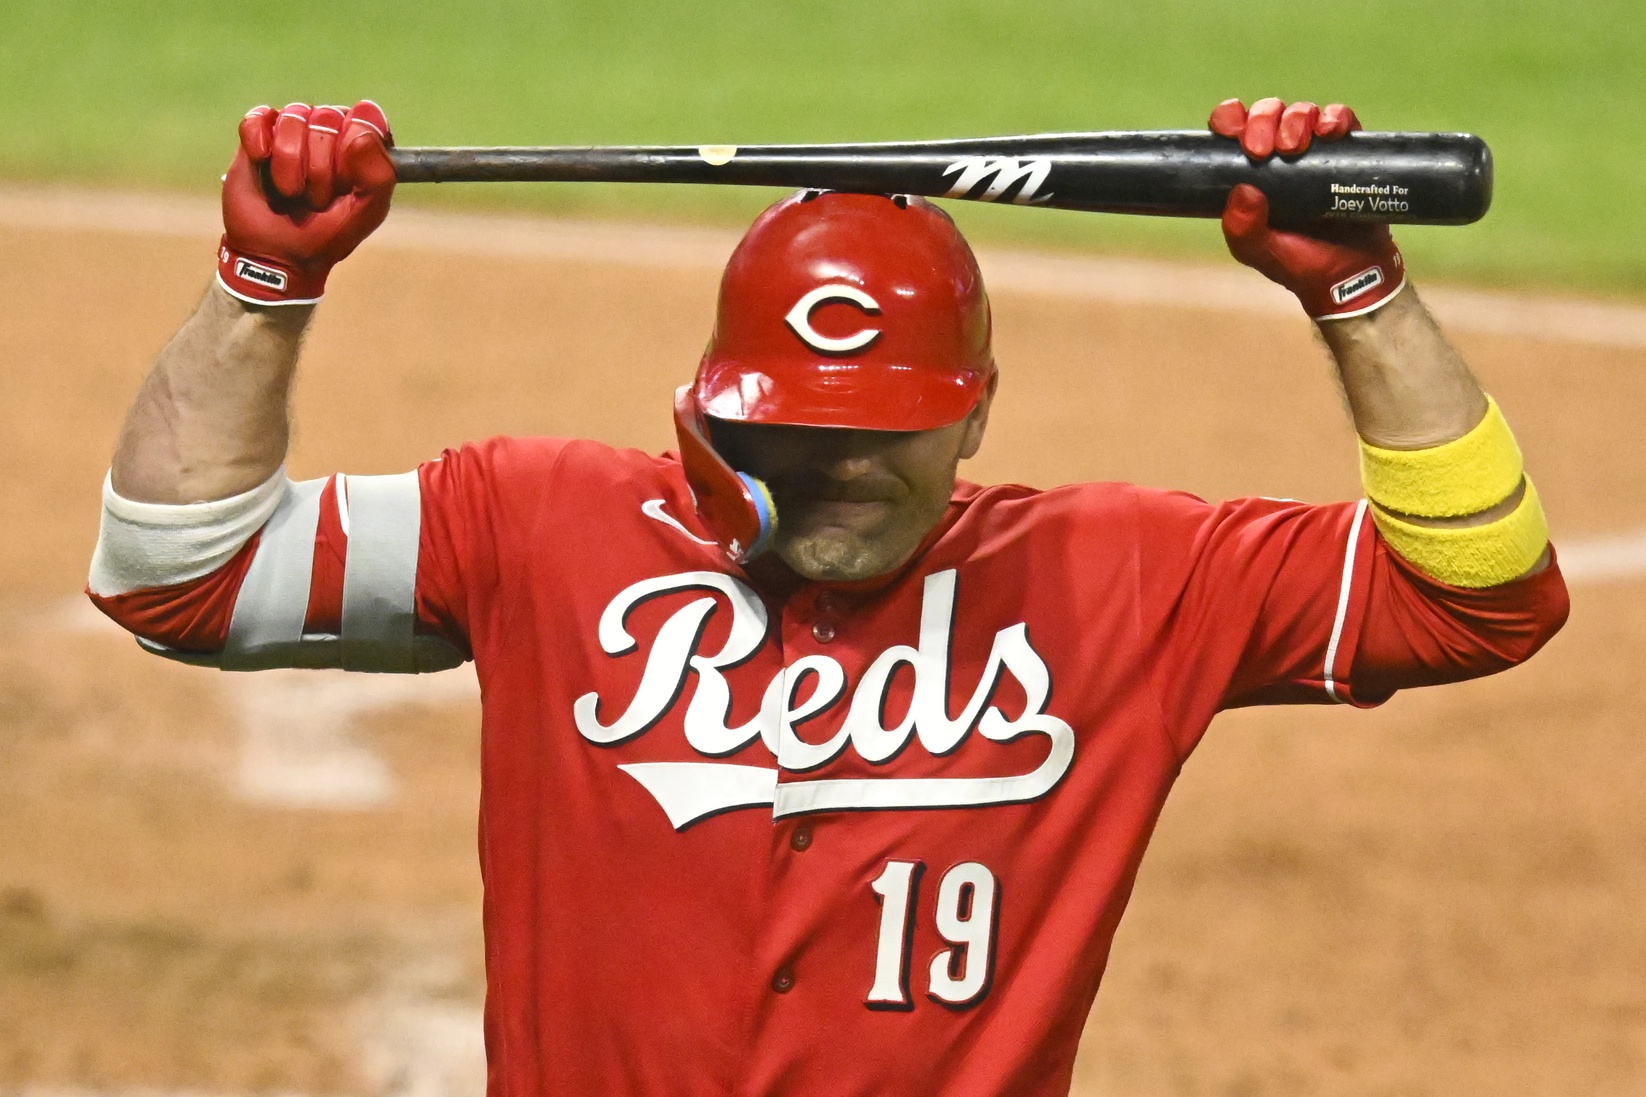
[93, 436, 1568, 1097]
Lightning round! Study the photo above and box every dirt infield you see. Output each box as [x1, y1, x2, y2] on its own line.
[1, 193, 1642, 1097]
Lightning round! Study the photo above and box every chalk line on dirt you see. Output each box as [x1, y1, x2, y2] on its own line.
[362, 1000, 487, 1097]
[225, 667, 477, 809]
[5, 183, 1646, 349]
[27, 605, 489, 1094]
[1555, 528, 1646, 583]
[9, 995, 487, 1097]
[12, 1089, 329, 1097]
[49, 598, 479, 809]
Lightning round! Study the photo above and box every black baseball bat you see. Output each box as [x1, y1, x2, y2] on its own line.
[387, 131, 1492, 226]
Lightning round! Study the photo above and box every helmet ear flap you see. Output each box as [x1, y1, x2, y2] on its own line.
[672, 386, 777, 565]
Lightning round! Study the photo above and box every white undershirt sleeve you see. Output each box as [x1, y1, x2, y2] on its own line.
[89, 467, 289, 597]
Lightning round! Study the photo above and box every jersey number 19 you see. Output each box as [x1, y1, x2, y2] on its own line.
[866, 859, 999, 1011]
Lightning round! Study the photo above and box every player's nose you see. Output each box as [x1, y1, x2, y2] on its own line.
[804, 439, 881, 481]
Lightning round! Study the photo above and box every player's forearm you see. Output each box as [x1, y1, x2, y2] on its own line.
[1319, 287, 1550, 580]
[111, 283, 312, 504]
[1317, 286, 1487, 451]
[1318, 287, 1523, 535]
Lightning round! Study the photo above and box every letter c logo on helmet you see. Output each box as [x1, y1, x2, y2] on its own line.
[783, 284, 883, 355]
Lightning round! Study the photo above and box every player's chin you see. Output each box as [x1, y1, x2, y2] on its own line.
[773, 497, 935, 581]
[776, 523, 912, 583]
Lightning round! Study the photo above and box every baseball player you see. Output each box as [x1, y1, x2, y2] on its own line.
[89, 97, 1567, 1096]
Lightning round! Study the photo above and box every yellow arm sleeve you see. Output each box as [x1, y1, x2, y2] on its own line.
[1358, 396, 1523, 518]
[1368, 480, 1549, 588]
[1359, 397, 1550, 588]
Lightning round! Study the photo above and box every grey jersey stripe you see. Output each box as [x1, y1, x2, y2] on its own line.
[340, 471, 423, 673]
[140, 472, 465, 674]
[224, 477, 326, 659]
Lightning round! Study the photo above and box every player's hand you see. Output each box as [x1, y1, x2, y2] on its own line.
[218, 101, 396, 305]
[1210, 98, 1404, 321]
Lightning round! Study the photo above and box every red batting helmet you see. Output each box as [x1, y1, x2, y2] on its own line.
[675, 190, 995, 564]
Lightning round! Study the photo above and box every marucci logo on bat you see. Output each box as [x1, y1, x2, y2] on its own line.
[573, 569, 1075, 829]
[942, 157, 1054, 204]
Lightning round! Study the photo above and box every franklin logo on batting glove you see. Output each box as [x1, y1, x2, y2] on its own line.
[1330, 266, 1385, 305]
[232, 257, 288, 292]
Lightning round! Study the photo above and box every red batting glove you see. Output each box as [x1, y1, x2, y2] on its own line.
[1210, 97, 1405, 321]
[217, 101, 396, 305]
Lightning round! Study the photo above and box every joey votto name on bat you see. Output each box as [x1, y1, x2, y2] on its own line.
[573, 569, 1075, 829]
[1329, 181, 1410, 215]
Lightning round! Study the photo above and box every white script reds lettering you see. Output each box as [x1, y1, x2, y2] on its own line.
[572, 569, 1076, 829]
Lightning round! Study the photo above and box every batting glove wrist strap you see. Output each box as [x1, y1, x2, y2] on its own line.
[216, 239, 327, 305]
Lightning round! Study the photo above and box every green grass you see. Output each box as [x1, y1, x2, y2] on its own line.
[1, 0, 1640, 292]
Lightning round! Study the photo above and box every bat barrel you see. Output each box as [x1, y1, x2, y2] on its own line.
[388, 131, 1492, 226]
[1030, 131, 1491, 226]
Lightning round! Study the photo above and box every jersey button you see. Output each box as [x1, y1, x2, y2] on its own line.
[790, 825, 813, 852]
[812, 619, 836, 643]
[771, 966, 795, 993]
